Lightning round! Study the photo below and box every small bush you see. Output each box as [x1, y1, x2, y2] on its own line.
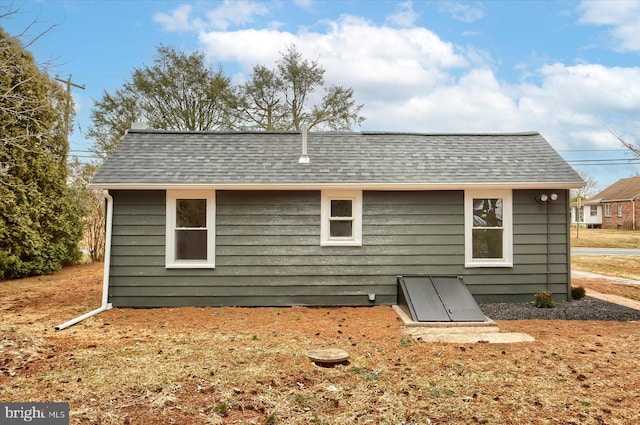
[571, 286, 586, 300]
[534, 291, 556, 308]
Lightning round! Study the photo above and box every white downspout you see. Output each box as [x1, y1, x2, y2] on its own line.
[56, 190, 114, 330]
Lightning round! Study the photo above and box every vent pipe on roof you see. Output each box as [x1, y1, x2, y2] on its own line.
[299, 126, 310, 164]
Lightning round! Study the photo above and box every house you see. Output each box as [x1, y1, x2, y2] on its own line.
[581, 176, 640, 230]
[570, 198, 602, 228]
[90, 129, 583, 308]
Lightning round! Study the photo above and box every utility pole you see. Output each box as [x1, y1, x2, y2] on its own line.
[55, 74, 85, 163]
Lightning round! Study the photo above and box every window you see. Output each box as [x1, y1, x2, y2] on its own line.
[465, 190, 512, 267]
[321, 190, 362, 246]
[617, 203, 623, 218]
[590, 205, 598, 217]
[166, 190, 215, 268]
[605, 204, 611, 217]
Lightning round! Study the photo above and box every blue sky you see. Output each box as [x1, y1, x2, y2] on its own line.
[3, 0, 640, 192]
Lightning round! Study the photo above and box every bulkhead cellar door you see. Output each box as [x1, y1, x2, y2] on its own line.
[397, 276, 485, 322]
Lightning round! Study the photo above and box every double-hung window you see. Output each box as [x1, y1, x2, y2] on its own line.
[604, 204, 612, 217]
[465, 189, 512, 267]
[617, 203, 623, 218]
[166, 190, 215, 268]
[321, 190, 362, 246]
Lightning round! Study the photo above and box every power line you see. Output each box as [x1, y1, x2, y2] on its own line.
[558, 149, 628, 152]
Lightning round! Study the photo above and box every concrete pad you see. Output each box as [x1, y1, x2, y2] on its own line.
[394, 305, 535, 344]
[404, 328, 535, 344]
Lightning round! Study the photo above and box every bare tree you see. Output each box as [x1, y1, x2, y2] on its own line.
[570, 171, 598, 201]
[238, 45, 365, 131]
[68, 160, 105, 262]
[612, 127, 640, 158]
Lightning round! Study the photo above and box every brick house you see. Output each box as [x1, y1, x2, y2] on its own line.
[586, 176, 640, 230]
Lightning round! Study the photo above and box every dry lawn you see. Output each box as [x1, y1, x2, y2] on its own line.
[570, 228, 640, 248]
[572, 256, 640, 283]
[1, 263, 639, 424]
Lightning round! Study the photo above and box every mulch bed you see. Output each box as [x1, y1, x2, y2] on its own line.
[480, 296, 640, 321]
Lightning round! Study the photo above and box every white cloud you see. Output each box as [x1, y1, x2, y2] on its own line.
[386, 1, 419, 28]
[205, 0, 269, 31]
[438, 1, 485, 23]
[154, 1, 269, 32]
[154, 4, 202, 32]
[199, 14, 468, 91]
[294, 0, 314, 10]
[578, 0, 640, 51]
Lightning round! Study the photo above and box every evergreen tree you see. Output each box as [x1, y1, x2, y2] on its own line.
[0, 27, 83, 279]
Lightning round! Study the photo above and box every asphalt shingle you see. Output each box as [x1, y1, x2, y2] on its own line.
[91, 130, 584, 187]
[588, 176, 640, 202]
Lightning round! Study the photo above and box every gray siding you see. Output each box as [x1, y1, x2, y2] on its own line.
[108, 189, 570, 307]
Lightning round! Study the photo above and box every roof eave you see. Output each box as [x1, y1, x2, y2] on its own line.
[90, 182, 584, 191]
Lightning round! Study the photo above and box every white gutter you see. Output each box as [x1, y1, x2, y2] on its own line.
[56, 190, 114, 330]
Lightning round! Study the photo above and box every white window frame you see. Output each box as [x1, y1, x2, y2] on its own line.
[617, 203, 623, 218]
[465, 189, 513, 268]
[605, 204, 611, 217]
[589, 205, 598, 217]
[166, 189, 216, 268]
[321, 190, 362, 247]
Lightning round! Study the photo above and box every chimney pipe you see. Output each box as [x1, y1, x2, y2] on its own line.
[298, 126, 310, 164]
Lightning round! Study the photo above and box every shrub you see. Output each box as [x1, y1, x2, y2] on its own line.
[571, 286, 586, 300]
[534, 291, 556, 308]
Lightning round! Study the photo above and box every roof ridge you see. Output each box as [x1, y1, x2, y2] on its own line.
[360, 131, 541, 136]
[126, 129, 542, 137]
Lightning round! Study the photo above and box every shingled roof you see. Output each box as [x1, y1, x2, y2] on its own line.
[91, 130, 583, 189]
[588, 176, 640, 202]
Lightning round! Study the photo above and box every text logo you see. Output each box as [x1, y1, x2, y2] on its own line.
[1, 403, 69, 424]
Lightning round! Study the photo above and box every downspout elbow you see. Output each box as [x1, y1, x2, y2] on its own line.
[56, 190, 114, 330]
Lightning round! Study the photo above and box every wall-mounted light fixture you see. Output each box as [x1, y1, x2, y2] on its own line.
[536, 193, 558, 203]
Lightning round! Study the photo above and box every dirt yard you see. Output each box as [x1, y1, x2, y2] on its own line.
[1, 263, 639, 424]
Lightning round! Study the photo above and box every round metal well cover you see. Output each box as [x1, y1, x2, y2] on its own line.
[306, 348, 349, 364]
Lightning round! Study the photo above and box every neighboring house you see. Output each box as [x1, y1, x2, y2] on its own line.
[90, 129, 583, 308]
[583, 176, 640, 230]
[570, 199, 602, 228]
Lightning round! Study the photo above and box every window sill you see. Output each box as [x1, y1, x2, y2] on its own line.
[465, 261, 513, 268]
[321, 240, 362, 247]
[166, 262, 216, 269]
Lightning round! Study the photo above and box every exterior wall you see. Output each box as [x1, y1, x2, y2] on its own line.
[601, 200, 639, 230]
[107, 189, 570, 307]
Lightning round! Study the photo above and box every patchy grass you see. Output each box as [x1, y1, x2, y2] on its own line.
[572, 256, 640, 281]
[1, 263, 639, 424]
[571, 227, 640, 248]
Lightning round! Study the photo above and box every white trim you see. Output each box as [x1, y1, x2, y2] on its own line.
[166, 189, 216, 268]
[91, 182, 583, 191]
[320, 190, 363, 247]
[464, 189, 513, 268]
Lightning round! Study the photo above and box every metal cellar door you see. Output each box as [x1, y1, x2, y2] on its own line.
[397, 276, 485, 322]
